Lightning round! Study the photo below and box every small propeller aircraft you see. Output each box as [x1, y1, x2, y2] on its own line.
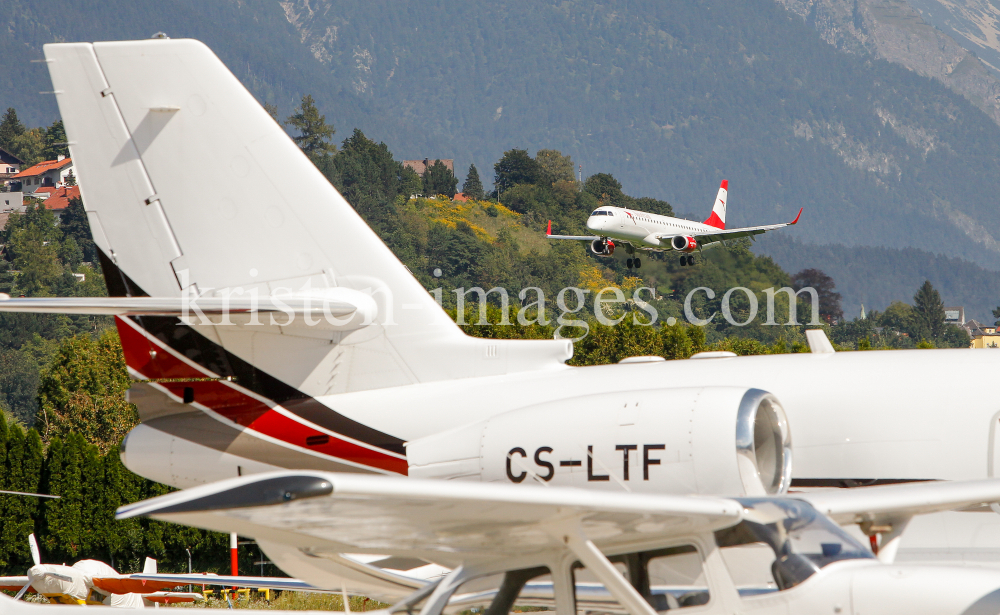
[105, 471, 1000, 615]
[0, 535, 203, 607]
[546, 180, 802, 268]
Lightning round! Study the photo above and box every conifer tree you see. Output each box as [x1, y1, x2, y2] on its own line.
[422, 160, 458, 198]
[462, 164, 484, 200]
[912, 280, 945, 340]
[42, 120, 69, 161]
[0, 108, 25, 151]
[285, 95, 336, 162]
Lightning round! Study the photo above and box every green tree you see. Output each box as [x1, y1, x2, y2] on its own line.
[42, 120, 69, 161]
[791, 268, 843, 322]
[993, 305, 1000, 326]
[535, 149, 575, 185]
[6, 128, 45, 168]
[0, 108, 25, 151]
[462, 164, 484, 200]
[4, 204, 65, 295]
[422, 160, 458, 198]
[36, 330, 137, 450]
[493, 149, 540, 193]
[912, 280, 945, 340]
[285, 95, 336, 161]
[583, 173, 627, 206]
[60, 198, 97, 263]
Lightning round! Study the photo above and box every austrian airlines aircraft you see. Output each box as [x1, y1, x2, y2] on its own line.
[546, 181, 802, 268]
[6, 38, 1000, 575]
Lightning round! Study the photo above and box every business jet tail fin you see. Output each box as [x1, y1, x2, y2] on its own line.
[42, 39, 570, 403]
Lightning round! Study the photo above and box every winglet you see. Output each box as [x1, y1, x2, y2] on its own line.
[720, 179, 728, 190]
[790, 208, 803, 225]
[546, 220, 552, 236]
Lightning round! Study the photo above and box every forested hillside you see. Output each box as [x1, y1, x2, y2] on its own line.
[757, 233, 1000, 322]
[5, 0, 1000, 275]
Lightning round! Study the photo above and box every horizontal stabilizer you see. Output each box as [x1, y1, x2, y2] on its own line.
[0, 293, 376, 330]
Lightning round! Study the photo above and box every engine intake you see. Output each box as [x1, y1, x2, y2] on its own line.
[407, 387, 792, 496]
[671, 235, 698, 252]
[590, 238, 615, 256]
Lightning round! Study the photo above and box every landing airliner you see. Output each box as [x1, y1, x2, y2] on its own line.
[546, 180, 802, 268]
[4, 38, 1000, 590]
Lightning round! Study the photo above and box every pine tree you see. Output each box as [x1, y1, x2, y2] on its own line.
[462, 164, 484, 200]
[912, 280, 945, 340]
[42, 120, 69, 161]
[0, 108, 25, 151]
[422, 160, 458, 198]
[285, 95, 336, 161]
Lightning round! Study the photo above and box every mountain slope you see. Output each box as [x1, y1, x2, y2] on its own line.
[4, 0, 1000, 275]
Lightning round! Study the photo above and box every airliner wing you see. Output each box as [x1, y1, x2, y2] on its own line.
[545, 220, 599, 241]
[660, 208, 803, 247]
[116, 471, 743, 571]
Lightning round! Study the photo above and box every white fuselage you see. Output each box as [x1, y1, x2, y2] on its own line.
[585, 206, 717, 248]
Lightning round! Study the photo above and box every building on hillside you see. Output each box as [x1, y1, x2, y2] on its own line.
[0, 191, 26, 231]
[966, 320, 1000, 348]
[0, 146, 24, 188]
[453, 192, 469, 202]
[944, 306, 965, 325]
[403, 158, 454, 175]
[43, 186, 81, 221]
[11, 156, 74, 194]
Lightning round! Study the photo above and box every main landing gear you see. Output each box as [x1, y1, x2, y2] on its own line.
[679, 255, 695, 267]
[626, 257, 641, 269]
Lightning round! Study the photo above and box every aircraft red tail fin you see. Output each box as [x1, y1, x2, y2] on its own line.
[704, 180, 728, 229]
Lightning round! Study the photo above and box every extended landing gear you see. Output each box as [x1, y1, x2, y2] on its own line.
[679, 255, 695, 267]
[626, 257, 642, 269]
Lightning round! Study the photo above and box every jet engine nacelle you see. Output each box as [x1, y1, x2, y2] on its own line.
[590, 238, 615, 256]
[671, 235, 698, 252]
[407, 387, 792, 496]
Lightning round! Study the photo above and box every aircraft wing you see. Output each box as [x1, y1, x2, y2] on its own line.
[660, 208, 803, 246]
[120, 573, 324, 593]
[545, 220, 599, 241]
[797, 478, 1000, 526]
[0, 577, 31, 592]
[116, 471, 743, 571]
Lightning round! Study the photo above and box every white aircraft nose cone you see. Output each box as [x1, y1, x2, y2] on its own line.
[586, 218, 599, 231]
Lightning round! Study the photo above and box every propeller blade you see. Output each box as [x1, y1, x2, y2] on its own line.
[13, 581, 32, 600]
[28, 534, 40, 566]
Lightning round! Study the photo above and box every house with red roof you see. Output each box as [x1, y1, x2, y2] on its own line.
[11, 155, 74, 194]
[43, 186, 81, 218]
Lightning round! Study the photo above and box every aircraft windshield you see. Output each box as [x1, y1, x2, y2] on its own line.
[716, 499, 873, 592]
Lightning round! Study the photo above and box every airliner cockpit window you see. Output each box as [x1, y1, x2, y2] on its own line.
[716, 499, 873, 594]
[591, 210, 605, 216]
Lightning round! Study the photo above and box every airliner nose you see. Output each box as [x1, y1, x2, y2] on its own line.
[586, 217, 600, 231]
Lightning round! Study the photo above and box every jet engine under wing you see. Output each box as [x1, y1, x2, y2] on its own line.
[116, 471, 743, 571]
